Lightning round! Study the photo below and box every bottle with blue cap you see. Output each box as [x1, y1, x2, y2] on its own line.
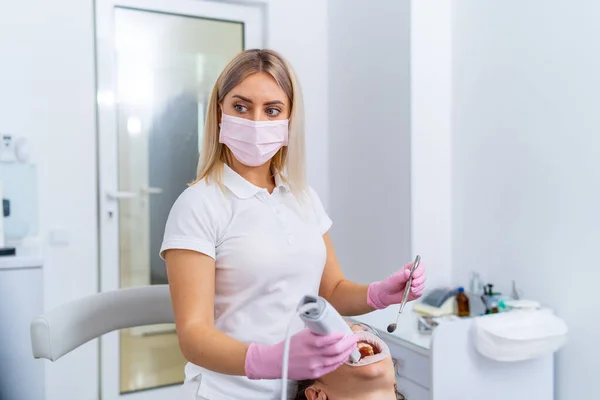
[456, 286, 470, 317]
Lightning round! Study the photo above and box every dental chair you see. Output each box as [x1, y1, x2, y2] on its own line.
[30, 285, 174, 361]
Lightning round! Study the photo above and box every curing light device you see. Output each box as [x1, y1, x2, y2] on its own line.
[280, 295, 361, 400]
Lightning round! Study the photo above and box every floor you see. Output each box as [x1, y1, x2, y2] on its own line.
[120, 327, 187, 393]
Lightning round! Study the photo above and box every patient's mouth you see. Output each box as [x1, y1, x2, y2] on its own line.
[346, 331, 389, 367]
[357, 340, 381, 360]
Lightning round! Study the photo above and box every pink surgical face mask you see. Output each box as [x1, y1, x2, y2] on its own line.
[219, 113, 289, 167]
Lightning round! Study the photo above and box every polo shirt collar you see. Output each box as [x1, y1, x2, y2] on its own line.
[223, 164, 289, 199]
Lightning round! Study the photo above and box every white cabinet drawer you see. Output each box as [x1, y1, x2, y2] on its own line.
[388, 340, 431, 389]
[397, 377, 430, 400]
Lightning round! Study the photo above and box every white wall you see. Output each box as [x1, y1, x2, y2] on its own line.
[410, 0, 453, 290]
[266, 1, 329, 205]
[0, 1, 329, 399]
[451, 2, 600, 399]
[327, 1, 412, 284]
[0, 1, 100, 400]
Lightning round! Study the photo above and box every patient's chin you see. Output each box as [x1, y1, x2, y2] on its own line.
[339, 354, 394, 381]
[357, 355, 393, 380]
[318, 355, 396, 399]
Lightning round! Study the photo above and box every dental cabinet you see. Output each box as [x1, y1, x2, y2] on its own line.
[350, 306, 554, 400]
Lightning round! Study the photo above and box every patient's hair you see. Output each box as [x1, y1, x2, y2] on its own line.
[294, 380, 406, 400]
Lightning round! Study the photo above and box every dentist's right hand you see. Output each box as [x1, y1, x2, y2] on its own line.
[244, 328, 358, 380]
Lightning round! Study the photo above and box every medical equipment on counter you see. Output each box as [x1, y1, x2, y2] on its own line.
[417, 315, 459, 334]
[511, 280, 522, 300]
[481, 284, 502, 314]
[387, 254, 421, 333]
[417, 315, 437, 333]
[501, 299, 540, 311]
[455, 287, 470, 317]
[281, 295, 361, 400]
[414, 287, 457, 317]
[469, 271, 483, 294]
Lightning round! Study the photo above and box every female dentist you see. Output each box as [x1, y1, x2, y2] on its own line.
[161, 49, 426, 399]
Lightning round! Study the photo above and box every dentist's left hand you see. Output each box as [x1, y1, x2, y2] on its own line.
[366, 260, 426, 310]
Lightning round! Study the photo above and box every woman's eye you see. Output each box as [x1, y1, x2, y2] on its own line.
[266, 108, 281, 117]
[234, 104, 247, 112]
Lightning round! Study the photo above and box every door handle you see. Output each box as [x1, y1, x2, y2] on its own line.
[106, 191, 138, 200]
[141, 186, 163, 195]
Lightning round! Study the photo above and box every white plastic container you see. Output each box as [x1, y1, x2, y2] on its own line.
[474, 309, 568, 362]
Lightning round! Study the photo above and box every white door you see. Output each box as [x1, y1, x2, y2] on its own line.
[95, 1, 264, 399]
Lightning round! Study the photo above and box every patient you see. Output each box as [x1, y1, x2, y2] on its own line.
[294, 323, 405, 400]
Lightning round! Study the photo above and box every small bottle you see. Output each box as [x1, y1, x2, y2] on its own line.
[469, 271, 482, 294]
[486, 284, 499, 313]
[456, 287, 470, 317]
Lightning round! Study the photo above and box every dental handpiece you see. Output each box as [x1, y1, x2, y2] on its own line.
[281, 296, 361, 400]
[298, 295, 361, 363]
[387, 255, 421, 333]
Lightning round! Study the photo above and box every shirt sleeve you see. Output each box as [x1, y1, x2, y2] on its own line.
[308, 186, 332, 235]
[160, 187, 219, 260]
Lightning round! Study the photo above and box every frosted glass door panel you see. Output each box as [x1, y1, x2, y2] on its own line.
[114, 7, 243, 394]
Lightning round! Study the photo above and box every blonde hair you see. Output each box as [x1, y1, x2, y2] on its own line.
[193, 49, 307, 195]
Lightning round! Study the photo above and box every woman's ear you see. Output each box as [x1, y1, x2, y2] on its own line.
[305, 387, 327, 400]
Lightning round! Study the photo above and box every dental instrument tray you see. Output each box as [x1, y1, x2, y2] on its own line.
[413, 287, 457, 317]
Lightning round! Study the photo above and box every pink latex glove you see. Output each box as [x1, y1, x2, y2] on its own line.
[245, 328, 358, 380]
[367, 261, 426, 310]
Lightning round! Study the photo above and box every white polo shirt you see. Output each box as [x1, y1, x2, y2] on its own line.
[160, 164, 332, 400]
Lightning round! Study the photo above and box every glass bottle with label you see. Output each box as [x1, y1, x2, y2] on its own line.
[456, 287, 470, 317]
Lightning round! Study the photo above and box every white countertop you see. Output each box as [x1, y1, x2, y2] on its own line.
[349, 303, 432, 355]
[0, 255, 43, 269]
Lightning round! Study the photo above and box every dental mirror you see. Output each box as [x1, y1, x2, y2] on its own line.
[387, 255, 421, 333]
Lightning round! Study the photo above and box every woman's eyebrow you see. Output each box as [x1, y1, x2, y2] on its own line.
[232, 94, 284, 106]
[232, 94, 253, 103]
[264, 100, 284, 106]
